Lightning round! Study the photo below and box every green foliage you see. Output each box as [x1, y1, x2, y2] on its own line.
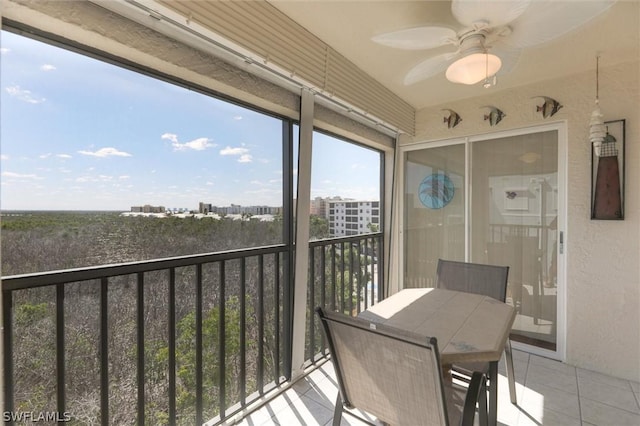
[309, 215, 330, 239]
[150, 296, 253, 421]
[0, 211, 284, 275]
[15, 302, 48, 325]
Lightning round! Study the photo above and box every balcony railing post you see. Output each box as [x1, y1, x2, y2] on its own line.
[3, 289, 14, 422]
[195, 264, 203, 425]
[331, 243, 337, 311]
[320, 247, 326, 351]
[136, 272, 145, 426]
[282, 248, 293, 381]
[219, 261, 226, 418]
[240, 257, 247, 405]
[257, 255, 264, 392]
[308, 247, 315, 361]
[168, 268, 176, 425]
[56, 283, 65, 419]
[100, 278, 109, 425]
[273, 253, 280, 380]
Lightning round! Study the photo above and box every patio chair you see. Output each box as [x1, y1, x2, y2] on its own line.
[316, 307, 487, 426]
[436, 259, 517, 405]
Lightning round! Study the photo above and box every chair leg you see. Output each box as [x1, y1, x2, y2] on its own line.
[479, 377, 488, 426]
[488, 361, 498, 426]
[504, 339, 517, 405]
[333, 394, 343, 426]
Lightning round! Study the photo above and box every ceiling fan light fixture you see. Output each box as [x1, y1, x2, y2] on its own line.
[445, 52, 502, 85]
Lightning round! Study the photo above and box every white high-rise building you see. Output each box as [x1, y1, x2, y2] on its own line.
[327, 199, 380, 236]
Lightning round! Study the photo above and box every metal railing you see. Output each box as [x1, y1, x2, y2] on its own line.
[2, 233, 385, 425]
[2, 245, 292, 425]
[305, 233, 384, 364]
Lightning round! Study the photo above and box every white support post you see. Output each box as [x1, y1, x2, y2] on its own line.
[290, 88, 314, 378]
[1, 2, 6, 417]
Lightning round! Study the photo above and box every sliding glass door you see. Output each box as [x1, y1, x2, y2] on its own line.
[404, 143, 465, 288]
[402, 125, 564, 356]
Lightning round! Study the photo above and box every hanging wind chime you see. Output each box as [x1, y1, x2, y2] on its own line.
[590, 55, 622, 219]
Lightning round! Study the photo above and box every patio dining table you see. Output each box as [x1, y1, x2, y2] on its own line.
[358, 287, 516, 426]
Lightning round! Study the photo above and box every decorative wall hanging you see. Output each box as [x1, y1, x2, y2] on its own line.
[442, 109, 462, 128]
[482, 106, 505, 126]
[589, 55, 624, 220]
[534, 96, 563, 118]
[419, 173, 455, 209]
[591, 119, 625, 220]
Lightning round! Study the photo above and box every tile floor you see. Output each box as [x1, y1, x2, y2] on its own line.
[232, 350, 640, 426]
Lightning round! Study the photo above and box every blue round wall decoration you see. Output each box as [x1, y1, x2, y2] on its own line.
[419, 173, 455, 209]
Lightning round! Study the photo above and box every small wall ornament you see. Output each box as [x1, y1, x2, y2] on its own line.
[482, 106, 505, 126]
[534, 96, 563, 118]
[442, 109, 462, 129]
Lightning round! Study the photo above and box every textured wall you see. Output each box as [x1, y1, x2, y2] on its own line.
[407, 60, 639, 380]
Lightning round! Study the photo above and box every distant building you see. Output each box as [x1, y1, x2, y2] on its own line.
[131, 204, 165, 213]
[197, 201, 281, 216]
[328, 199, 380, 236]
[310, 196, 344, 218]
[199, 202, 213, 214]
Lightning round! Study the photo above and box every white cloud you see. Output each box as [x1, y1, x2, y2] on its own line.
[220, 146, 249, 156]
[75, 175, 115, 183]
[1, 155, 8, 160]
[233, 116, 243, 120]
[176, 137, 214, 151]
[2, 171, 40, 179]
[41, 64, 56, 71]
[39, 153, 52, 159]
[56, 154, 72, 159]
[219, 146, 253, 163]
[162, 133, 214, 151]
[5, 85, 46, 104]
[0, 47, 10, 54]
[161, 133, 178, 143]
[78, 147, 132, 158]
[119, 175, 130, 180]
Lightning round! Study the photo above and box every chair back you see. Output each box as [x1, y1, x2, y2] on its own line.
[436, 259, 509, 302]
[316, 307, 450, 426]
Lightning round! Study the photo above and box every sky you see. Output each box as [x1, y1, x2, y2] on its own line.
[0, 31, 380, 211]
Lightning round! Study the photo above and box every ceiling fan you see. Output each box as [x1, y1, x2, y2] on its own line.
[372, 0, 616, 87]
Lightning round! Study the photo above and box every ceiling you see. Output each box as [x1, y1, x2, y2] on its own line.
[268, 1, 638, 110]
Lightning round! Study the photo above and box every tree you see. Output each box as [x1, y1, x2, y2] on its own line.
[309, 215, 330, 240]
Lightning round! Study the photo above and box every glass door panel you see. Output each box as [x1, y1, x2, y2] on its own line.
[402, 128, 561, 353]
[470, 131, 558, 351]
[404, 144, 465, 288]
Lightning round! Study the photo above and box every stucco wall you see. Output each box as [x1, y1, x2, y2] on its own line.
[406, 60, 640, 380]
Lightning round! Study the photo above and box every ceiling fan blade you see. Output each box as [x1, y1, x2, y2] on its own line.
[491, 45, 521, 74]
[452, 0, 531, 28]
[404, 52, 459, 86]
[503, 0, 616, 49]
[372, 26, 457, 50]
